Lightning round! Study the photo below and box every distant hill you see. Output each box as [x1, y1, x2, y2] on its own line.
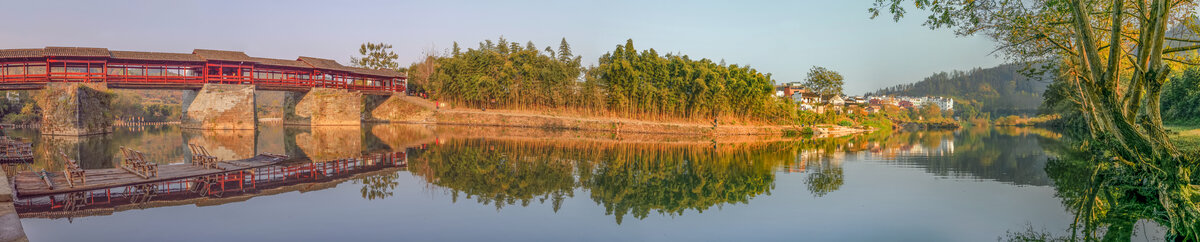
[868, 63, 1049, 117]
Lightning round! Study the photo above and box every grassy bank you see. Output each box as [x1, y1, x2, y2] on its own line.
[1166, 123, 1200, 155]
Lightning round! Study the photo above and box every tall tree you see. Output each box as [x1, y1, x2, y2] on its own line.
[870, 0, 1200, 239]
[802, 66, 845, 96]
[557, 38, 574, 62]
[350, 42, 401, 70]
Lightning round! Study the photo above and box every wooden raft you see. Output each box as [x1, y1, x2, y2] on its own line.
[13, 154, 287, 197]
[0, 136, 33, 162]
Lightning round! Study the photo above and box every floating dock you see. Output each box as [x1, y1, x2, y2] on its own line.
[12, 154, 287, 198]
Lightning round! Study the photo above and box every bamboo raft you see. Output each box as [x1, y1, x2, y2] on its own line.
[0, 136, 33, 162]
[12, 154, 288, 197]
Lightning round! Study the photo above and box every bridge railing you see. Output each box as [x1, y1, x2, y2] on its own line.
[2, 60, 406, 93]
[0, 62, 48, 84]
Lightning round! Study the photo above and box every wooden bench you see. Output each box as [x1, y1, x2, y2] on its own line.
[60, 152, 85, 187]
[118, 146, 159, 178]
[188, 144, 221, 169]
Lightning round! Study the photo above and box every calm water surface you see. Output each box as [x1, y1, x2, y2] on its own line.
[2, 125, 1141, 241]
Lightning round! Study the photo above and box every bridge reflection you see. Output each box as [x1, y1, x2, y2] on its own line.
[3, 123, 437, 219]
[15, 151, 408, 219]
[4, 124, 1065, 224]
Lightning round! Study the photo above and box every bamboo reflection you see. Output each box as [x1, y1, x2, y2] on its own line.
[409, 138, 826, 224]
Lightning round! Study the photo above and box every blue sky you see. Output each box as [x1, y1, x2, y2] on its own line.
[0, 0, 1003, 95]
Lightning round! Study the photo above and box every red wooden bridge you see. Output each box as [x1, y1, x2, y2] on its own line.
[0, 47, 406, 95]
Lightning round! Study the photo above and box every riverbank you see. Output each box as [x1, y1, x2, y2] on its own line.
[0, 169, 28, 242]
[384, 96, 876, 137]
[896, 120, 960, 130]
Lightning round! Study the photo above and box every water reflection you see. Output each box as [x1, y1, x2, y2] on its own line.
[882, 127, 1059, 186]
[7, 124, 432, 219]
[15, 152, 408, 219]
[1015, 138, 1194, 240]
[9, 124, 1096, 240]
[183, 129, 256, 160]
[405, 127, 1064, 224]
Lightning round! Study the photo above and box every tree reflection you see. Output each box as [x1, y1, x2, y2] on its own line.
[803, 160, 843, 197]
[356, 172, 400, 200]
[1020, 140, 1200, 241]
[584, 144, 786, 224]
[408, 139, 799, 223]
[409, 140, 578, 211]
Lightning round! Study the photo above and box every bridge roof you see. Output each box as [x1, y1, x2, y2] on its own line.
[297, 56, 352, 72]
[0, 47, 405, 78]
[299, 56, 404, 78]
[0, 49, 45, 59]
[44, 47, 110, 57]
[348, 66, 405, 78]
[249, 57, 311, 69]
[192, 49, 255, 62]
[110, 51, 205, 62]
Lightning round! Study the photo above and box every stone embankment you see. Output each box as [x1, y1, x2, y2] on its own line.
[372, 96, 873, 137]
[898, 121, 960, 131]
[0, 169, 27, 242]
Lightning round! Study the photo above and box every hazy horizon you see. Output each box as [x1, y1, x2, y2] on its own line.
[0, 0, 1004, 95]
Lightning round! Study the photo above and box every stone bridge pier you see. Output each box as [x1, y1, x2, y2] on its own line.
[182, 84, 257, 130]
[35, 83, 115, 136]
[282, 88, 364, 126]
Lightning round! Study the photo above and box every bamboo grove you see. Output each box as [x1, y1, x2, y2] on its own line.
[407, 38, 791, 123]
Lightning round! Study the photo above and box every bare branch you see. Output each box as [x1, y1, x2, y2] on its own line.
[1163, 57, 1200, 65]
[1165, 37, 1200, 44]
[1164, 44, 1200, 53]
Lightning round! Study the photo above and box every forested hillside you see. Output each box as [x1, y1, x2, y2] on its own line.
[868, 64, 1049, 118]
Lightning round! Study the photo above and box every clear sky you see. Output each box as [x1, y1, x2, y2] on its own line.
[0, 0, 1003, 95]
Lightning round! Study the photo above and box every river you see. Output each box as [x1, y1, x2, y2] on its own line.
[0, 124, 1165, 241]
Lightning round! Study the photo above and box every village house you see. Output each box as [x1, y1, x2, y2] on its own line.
[822, 94, 845, 106]
[775, 82, 809, 98]
[792, 92, 821, 104]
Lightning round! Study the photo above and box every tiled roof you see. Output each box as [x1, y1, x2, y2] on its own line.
[193, 49, 255, 62]
[0, 49, 45, 59]
[110, 51, 204, 62]
[0, 47, 405, 78]
[249, 57, 311, 69]
[44, 47, 110, 57]
[297, 56, 352, 72]
[346, 66, 405, 78]
[298, 57, 403, 78]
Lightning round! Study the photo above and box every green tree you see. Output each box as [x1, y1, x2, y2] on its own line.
[1161, 67, 1200, 124]
[802, 66, 844, 96]
[870, 0, 1200, 239]
[350, 42, 401, 71]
